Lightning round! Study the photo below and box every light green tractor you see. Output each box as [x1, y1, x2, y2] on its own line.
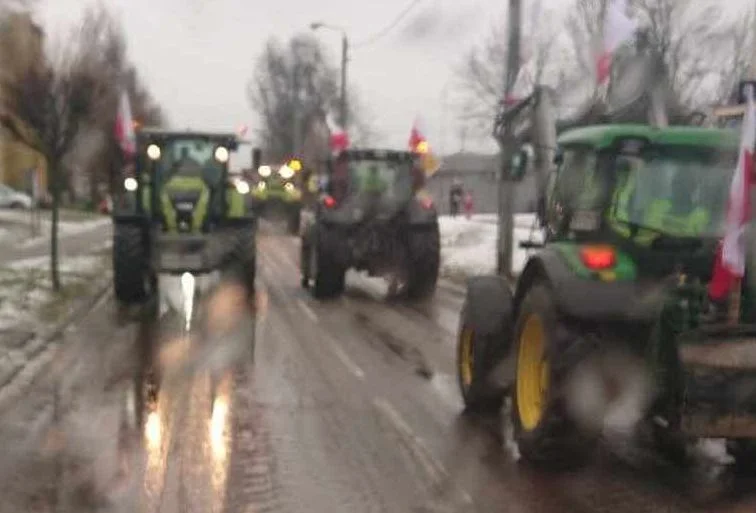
[112, 128, 259, 306]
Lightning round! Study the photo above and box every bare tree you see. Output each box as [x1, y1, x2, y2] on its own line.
[78, 3, 164, 203]
[248, 33, 371, 161]
[0, 15, 109, 290]
[454, 3, 569, 135]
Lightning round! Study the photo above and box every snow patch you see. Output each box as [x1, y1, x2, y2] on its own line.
[439, 213, 543, 278]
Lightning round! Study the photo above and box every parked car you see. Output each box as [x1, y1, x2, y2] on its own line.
[0, 184, 33, 209]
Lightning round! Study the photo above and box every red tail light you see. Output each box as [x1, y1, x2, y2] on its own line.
[579, 245, 616, 270]
[323, 195, 336, 208]
[419, 197, 434, 210]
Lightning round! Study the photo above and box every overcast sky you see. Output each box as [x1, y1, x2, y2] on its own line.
[35, 0, 580, 162]
[36, 0, 748, 165]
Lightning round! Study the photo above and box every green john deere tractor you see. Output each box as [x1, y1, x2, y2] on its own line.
[456, 121, 756, 469]
[251, 158, 303, 234]
[112, 128, 259, 306]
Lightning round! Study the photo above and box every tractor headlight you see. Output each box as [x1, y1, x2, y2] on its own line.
[284, 182, 295, 192]
[124, 177, 138, 191]
[258, 165, 271, 177]
[235, 180, 250, 194]
[257, 181, 266, 190]
[146, 144, 161, 160]
[279, 164, 294, 180]
[215, 146, 230, 163]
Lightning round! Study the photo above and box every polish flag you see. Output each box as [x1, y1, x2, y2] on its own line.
[709, 85, 756, 302]
[596, 0, 636, 85]
[408, 116, 428, 152]
[114, 90, 136, 157]
[326, 115, 350, 153]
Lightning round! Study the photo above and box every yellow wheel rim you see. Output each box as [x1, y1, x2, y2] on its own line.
[516, 315, 549, 431]
[459, 327, 475, 390]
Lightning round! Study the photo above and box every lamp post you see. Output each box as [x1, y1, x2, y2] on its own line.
[310, 22, 349, 129]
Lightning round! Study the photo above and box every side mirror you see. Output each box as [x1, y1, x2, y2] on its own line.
[508, 148, 529, 181]
[252, 148, 262, 171]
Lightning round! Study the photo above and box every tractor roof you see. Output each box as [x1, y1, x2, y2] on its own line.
[138, 127, 241, 142]
[339, 148, 416, 161]
[557, 124, 739, 150]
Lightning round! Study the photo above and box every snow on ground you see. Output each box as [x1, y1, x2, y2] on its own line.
[0, 252, 111, 331]
[439, 213, 543, 280]
[0, 209, 110, 248]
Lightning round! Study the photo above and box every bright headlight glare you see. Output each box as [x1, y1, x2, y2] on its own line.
[257, 181, 266, 190]
[279, 165, 294, 179]
[124, 177, 138, 191]
[284, 182, 295, 192]
[258, 165, 271, 177]
[235, 180, 250, 194]
[146, 144, 161, 160]
[215, 146, 229, 163]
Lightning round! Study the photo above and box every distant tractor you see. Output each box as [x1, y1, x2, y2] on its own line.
[251, 158, 304, 234]
[112, 128, 259, 306]
[300, 148, 440, 299]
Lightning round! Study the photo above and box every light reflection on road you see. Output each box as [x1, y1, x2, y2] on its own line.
[210, 372, 232, 512]
[143, 397, 168, 507]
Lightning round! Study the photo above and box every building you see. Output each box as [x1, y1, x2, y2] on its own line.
[426, 152, 538, 215]
[0, 10, 48, 195]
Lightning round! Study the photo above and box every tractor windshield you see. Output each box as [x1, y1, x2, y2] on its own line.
[609, 145, 738, 239]
[346, 158, 413, 201]
[160, 138, 225, 188]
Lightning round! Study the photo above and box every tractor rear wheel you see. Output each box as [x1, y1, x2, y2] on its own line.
[312, 227, 345, 299]
[405, 225, 440, 299]
[113, 223, 149, 304]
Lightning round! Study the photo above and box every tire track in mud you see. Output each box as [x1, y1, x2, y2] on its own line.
[256, 253, 465, 512]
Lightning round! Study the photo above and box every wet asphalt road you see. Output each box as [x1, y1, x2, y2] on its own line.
[6, 224, 756, 512]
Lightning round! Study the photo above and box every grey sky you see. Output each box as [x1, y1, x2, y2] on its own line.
[37, 0, 578, 163]
[34, 0, 755, 165]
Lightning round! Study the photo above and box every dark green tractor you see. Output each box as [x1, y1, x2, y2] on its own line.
[112, 128, 259, 306]
[456, 123, 756, 468]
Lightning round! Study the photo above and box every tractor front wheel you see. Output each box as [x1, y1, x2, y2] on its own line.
[511, 283, 597, 469]
[113, 222, 149, 304]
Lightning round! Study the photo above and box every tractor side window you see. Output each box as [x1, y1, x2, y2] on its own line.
[546, 147, 602, 230]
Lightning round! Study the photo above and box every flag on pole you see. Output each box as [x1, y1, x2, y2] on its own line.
[114, 90, 136, 157]
[596, 0, 636, 85]
[408, 116, 441, 176]
[326, 115, 350, 154]
[708, 85, 756, 302]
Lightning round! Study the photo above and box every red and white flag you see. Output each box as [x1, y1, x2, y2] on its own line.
[326, 115, 350, 153]
[596, 0, 636, 85]
[114, 90, 136, 157]
[709, 85, 756, 301]
[408, 116, 427, 152]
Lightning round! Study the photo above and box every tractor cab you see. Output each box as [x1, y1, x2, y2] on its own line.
[128, 129, 247, 233]
[510, 124, 739, 281]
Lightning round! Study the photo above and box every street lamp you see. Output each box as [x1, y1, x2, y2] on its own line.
[310, 21, 349, 129]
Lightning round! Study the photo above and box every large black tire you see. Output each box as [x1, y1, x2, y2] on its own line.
[312, 227, 345, 299]
[457, 302, 507, 413]
[300, 240, 311, 288]
[405, 225, 440, 299]
[223, 230, 256, 297]
[113, 223, 148, 304]
[510, 283, 598, 470]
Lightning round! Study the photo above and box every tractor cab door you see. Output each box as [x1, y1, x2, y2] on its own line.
[543, 145, 605, 240]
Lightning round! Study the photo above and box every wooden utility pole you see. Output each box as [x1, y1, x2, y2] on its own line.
[495, 0, 522, 277]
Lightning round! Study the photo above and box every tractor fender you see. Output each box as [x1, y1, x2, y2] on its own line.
[464, 275, 514, 338]
[515, 247, 662, 323]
